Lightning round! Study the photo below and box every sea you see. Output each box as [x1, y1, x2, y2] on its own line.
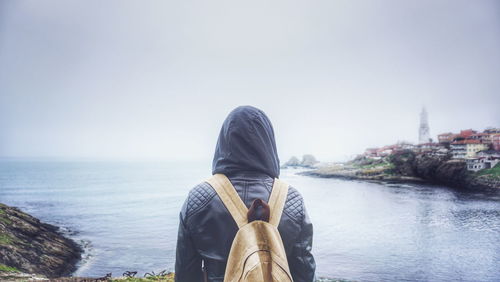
[0, 159, 499, 281]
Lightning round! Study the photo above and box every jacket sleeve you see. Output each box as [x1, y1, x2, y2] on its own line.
[175, 209, 203, 282]
[289, 204, 316, 282]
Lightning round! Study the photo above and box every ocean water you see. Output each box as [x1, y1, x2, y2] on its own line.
[1, 160, 499, 281]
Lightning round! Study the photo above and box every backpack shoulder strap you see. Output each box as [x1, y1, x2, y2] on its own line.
[268, 178, 289, 227]
[206, 174, 248, 228]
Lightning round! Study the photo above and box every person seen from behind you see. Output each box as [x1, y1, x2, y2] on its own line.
[175, 106, 316, 282]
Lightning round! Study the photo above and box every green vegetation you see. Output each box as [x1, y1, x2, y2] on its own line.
[111, 273, 175, 282]
[353, 162, 388, 169]
[0, 215, 12, 225]
[360, 163, 394, 169]
[0, 233, 14, 245]
[359, 162, 386, 169]
[476, 163, 500, 179]
[355, 162, 395, 174]
[0, 207, 13, 225]
[0, 264, 20, 273]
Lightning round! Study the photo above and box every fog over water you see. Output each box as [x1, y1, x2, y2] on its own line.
[1, 0, 499, 162]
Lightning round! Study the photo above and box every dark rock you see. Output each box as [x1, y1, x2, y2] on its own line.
[388, 150, 416, 176]
[282, 156, 301, 168]
[391, 152, 499, 189]
[0, 203, 82, 278]
[300, 154, 319, 168]
[282, 155, 320, 168]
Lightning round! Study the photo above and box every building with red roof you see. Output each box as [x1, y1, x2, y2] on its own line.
[459, 129, 477, 138]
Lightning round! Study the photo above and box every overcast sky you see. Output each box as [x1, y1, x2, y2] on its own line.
[0, 0, 499, 162]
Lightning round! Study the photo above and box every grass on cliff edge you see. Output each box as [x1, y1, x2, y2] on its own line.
[0, 206, 14, 225]
[476, 163, 500, 179]
[0, 233, 15, 245]
[0, 264, 20, 273]
[111, 273, 174, 282]
[353, 161, 395, 170]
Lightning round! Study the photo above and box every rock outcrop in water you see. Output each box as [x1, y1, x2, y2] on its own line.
[283, 154, 320, 168]
[0, 203, 82, 278]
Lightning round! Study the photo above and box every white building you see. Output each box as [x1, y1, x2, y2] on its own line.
[466, 157, 500, 172]
[418, 107, 431, 144]
[451, 142, 467, 159]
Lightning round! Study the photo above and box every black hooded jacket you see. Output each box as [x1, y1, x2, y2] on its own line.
[175, 106, 316, 282]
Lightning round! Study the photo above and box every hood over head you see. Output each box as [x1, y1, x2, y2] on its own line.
[212, 106, 280, 178]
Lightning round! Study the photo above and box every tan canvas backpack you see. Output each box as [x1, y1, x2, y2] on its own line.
[206, 174, 294, 282]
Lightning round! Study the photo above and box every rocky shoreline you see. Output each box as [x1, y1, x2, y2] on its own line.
[300, 169, 426, 184]
[0, 203, 82, 279]
[302, 150, 499, 190]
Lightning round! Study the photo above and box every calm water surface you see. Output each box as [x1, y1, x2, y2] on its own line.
[0, 160, 499, 281]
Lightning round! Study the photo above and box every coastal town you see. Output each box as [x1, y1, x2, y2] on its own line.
[299, 108, 499, 190]
[362, 108, 499, 173]
[363, 128, 500, 172]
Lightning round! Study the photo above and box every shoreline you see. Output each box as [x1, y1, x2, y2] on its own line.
[299, 168, 426, 183]
[294, 151, 499, 190]
[300, 167, 499, 190]
[299, 169, 481, 191]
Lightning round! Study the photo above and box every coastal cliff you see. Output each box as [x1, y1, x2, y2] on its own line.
[0, 203, 82, 278]
[304, 150, 499, 189]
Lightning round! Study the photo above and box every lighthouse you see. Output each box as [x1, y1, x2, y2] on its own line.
[419, 107, 431, 144]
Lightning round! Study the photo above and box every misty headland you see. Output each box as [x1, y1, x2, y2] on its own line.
[289, 114, 499, 190]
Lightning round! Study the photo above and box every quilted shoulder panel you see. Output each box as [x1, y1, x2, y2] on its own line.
[185, 182, 217, 219]
[283, 186, 304, 223]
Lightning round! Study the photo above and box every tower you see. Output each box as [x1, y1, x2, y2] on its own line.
[419, 107, 431, 144]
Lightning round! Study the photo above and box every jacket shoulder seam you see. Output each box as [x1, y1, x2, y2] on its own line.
[282, 186, 305, 224]
[184, 182, 217, 222]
